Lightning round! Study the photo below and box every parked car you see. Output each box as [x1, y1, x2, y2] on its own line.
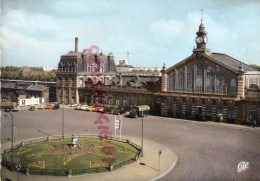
[85, 105, 95, 111]
[52, 104, 60, 110]
[93, 105, 102, 112]
[29, 106, 35, 111]
[38, 104, 44, 110]
[70, 104, 78, 107]
[44, 104, 53, 109]
[79, 105, 89, 111]
[97, 106, 106, 113]
[12, 108, 19, 112]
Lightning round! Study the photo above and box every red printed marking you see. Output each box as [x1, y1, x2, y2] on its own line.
[87, 50, 114, 161]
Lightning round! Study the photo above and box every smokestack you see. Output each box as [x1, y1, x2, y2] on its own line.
[75, 37, 78, 52]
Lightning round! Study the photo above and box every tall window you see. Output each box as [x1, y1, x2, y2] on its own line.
[185, 99, 192, 118]
[216, 102, 223, 115]
[205, 101, 212, 118]
[206, 64, 214, 93]
[228, 78, 237, 95]
[176, 98, 183, 116]
[100, 65, 104, 73]
[196, 61, 204, 92]
[168, 74, 174, 91]
[227, 103, 235, 119]
[87, 66, 91, 73]
[108, 98, 113, 106]
[177, 69, 184, 91]
[186, 64, 194, 92]
[116, 99, 119, 106]
[216, 67, 225, 94]
[167, 97, 173, 117]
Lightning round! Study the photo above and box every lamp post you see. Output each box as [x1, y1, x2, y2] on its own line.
[158, 150, 162, 171]
[4, 112, 14, 171]
[62, 97, 65, 139]
[141, 110, 144, 157]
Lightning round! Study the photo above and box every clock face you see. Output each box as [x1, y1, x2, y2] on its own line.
[196, 37, 203, 44]
[204, 36, 208, 44]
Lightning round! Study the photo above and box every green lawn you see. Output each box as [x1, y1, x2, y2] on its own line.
[7, 137, 140, 171]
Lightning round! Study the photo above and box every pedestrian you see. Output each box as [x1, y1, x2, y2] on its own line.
[253, 120, 256, 128]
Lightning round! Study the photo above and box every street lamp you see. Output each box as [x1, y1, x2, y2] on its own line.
[62, 97, 65, 139]
[141, 110, 144, 157]
[158, 150, 162, 171]
[4, 112, 14, 171]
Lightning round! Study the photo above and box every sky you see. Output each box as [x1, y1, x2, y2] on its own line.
[1, 0, 260, 68]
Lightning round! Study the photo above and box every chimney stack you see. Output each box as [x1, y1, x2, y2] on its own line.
[75, 37, 78, 52]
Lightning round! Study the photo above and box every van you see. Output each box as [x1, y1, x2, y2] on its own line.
[129, 105, 150, 118]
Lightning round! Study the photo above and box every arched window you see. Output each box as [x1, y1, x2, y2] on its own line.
[216, 66, 225, 94]
[100, 66, 104, 73]
[177, 69, 184, 91]
[168, 74, 174, 91]
[206, 64, 214, 93]
[186, 64, 194, 92]
[196, 60, 204, 92]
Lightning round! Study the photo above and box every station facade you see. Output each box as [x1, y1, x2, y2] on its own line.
[56, 21, 260, 125]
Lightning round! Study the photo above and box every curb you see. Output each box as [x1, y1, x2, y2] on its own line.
[149, 150, 178, 181]
[150, 115, 260, 131]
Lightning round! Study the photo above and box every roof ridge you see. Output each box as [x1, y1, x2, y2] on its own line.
[212, 52, 254, 68]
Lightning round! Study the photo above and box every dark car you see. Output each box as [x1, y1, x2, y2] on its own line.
[12, 108, 19, 112]
[52, 104, 60, 110]
[29, 106, 35, 111]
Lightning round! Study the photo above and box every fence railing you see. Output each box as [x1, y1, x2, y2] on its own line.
[1, 135, 141, 176]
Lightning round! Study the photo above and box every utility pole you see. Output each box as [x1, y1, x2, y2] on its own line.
[126, 51, 137, 65]
[4, 112, 14, 171]
[141, 110, 144, 157]
[62, 96, 65, 139]
[11, 113, 14, 171]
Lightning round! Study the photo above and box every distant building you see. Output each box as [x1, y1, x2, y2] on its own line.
[116, 59, 162, 76]
[1, 79, 55, 107]
[56, 37, 118, 104]
[56, 38, 161, 114]
[43, 67, 58, 71]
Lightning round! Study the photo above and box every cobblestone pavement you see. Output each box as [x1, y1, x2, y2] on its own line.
[1, 108, 260, 181]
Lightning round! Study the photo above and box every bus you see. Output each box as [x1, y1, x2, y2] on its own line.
[129, 105, 150, 118]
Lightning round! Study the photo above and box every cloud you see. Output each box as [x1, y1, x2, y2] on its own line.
[150, 19, 185, 37]
[1, 26, 41, 49]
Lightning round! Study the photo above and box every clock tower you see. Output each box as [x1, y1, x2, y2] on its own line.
[195, 18, 208, 49]
[193, 18, 211, 56]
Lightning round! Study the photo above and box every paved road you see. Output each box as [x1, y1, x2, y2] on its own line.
[1, 109, 260, 181]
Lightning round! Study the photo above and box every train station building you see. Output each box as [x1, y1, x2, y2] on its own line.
[56, 21, 260, 124]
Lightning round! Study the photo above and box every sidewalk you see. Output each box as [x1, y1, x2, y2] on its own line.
[1, 136, 177, 181]
[151, 115, 260, 131]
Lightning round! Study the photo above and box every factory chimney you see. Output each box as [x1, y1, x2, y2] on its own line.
[75, 37, 78, 52]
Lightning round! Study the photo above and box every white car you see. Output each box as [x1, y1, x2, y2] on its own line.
[79, 105, 89, 110]
[70, 104, 78, 107]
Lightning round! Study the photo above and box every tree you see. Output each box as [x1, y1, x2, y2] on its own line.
[250, 64, 260, 71]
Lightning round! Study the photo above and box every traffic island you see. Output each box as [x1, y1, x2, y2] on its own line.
[2, 135, 140, 176]
[1, 136, 177, 181]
